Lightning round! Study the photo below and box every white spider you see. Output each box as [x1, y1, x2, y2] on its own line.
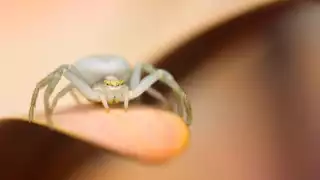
[29, 55, 192, 126]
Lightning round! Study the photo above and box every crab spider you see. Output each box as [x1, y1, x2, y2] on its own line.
[29, 55, 192, 126]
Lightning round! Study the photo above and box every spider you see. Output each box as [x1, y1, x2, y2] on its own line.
[29, 55, 192, 126]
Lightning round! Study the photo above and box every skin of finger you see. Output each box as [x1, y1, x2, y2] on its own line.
[33, 106, 190, 163]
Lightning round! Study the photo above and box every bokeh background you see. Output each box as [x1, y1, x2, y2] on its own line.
[0, 0, 278, 116]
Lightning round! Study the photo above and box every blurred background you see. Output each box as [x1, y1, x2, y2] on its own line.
[1, 0, 320, 180]
[0, 0, 278, 116]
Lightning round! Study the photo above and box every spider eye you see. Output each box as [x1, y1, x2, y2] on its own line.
[104, 80, 111, 86]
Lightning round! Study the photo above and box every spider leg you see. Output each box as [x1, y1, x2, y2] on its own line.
[50, 83, 74, 114]
[69, 88, 82, 104]
[122, 86, 129, 111]
[99, 93, 110, 112]
[49, 67, 104, 115]
[130, 63, 169, 105]
[29, 65, 70, 123]
[29, 64, 102, 125]
[29, 77, 52, 123]
[144, 88, 168, 105]
[44, 65, 95, 126]
[49, 83, 84, 115]
[130, 64, 192, 125]
[63, 66, 101, 102]
[43, 70, 66, 125]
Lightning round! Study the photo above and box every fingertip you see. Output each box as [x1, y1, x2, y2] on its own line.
[35, 105, 190, 162]
[132, 110, 190, 163]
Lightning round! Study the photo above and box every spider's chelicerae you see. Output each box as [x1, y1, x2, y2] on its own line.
[29, 55, 192, 126]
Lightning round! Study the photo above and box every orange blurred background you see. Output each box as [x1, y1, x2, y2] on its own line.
[0, 0, 278, 116]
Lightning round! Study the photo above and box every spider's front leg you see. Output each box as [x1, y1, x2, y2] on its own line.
[123, 86, 129, 111]
[30, 64, 102, 126]
[43, 65, 96, 125]
[29, 65, 71, 124]
[129, 64, 192, 126]
[97, 90, 110, 112]
[43, 69, 66, 125]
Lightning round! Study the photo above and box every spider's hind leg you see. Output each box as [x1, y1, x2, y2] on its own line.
[130, 64, 192, 125]
[130, 63, 169, 107]
[49, 83, 82, 113]
[49, 83, 74, 115]
[69, 88, 82, 104]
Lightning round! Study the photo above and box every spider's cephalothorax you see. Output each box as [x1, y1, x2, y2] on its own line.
[29, 55, 192, 127]
[99, 76, 129, 105]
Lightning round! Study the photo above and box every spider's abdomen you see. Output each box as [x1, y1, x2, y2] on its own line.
[74, 55, 132, 85]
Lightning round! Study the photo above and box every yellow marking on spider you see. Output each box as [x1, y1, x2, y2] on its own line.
[107, 98, 120, 104]
[104, 80, 124, 86]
